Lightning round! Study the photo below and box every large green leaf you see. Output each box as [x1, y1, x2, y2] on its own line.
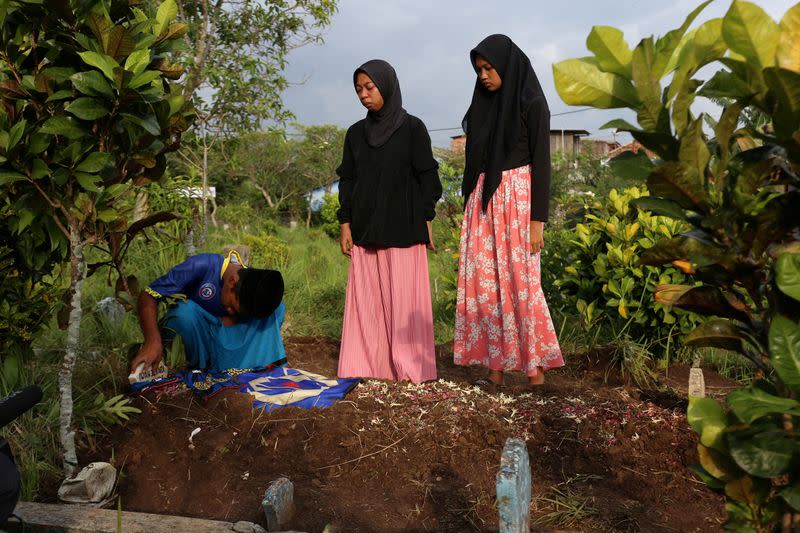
[726, 387, 800, 424]
[74, 172, 102, 192]
[630, 197, 688, 221]
[776, 2, 800, 73]
[124, 49, 151, 75]
[75, 152, 113, 173]
[763, 67, 800, 140]
[653, 0, 713, 76]
[0, 172, 27, 186]
[780, 481, 800, 512]
[724, 476, 758, 506]
[722, 1, 780, 70]
[714, 101, 746, 181]
[127, 70, 161, 90]
[7, 119, 26, 152]
[552, 58, 640, 109]
[728, 429, 796, 478]
[78, 51, 120, 81]
[697, 69, 752, 100]
[687, 396, 727, 451]
[770, 314, 800, 395]
[600, 118, 639, 131]
[121, 113, 160, 135]
[70, 71, 114, 97]
[612, 150, 654, 182]
[639, 233, 726, 268]
[697, 443, 740, 482]
[154, 22, 188, 45]
[629, 130, 680, 161]
[104, 26, 135, 61]
[689, 464, 725, 490]
[154, 0, 178, 36]
[654, 285, 749, 321]
[776, 252, 800, 302]
[646, 161, 710, 210]
[30, 158, 49, 180]
[631, 37, 669, 132]
[26, 133, 50, 156]
[666, 18, 727, 104]
[16, 209, 35, 233]
[671, 77, 702, 136]
[685, 318, 746, 352]
[65, 97, 110, 120]
[678, 119, 711, 185]
[39, 117, 86, 139]
[586, 26, 632, 78]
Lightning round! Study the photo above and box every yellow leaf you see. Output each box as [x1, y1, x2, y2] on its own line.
[618, 299, 628, 318]
[777, 3, 800, 73]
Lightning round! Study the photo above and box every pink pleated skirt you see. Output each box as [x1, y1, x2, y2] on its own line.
[338, 244, 437, 383]
[454, 164, 563, 377]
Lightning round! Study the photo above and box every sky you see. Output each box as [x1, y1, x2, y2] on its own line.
[281, 0, 796, 147]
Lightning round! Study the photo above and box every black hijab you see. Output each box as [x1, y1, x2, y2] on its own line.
[354, 60, 408, 148]
[462, 34, 545, 211]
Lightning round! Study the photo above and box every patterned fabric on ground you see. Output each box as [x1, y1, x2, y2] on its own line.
[454, 164, 563, 377]
[244, 368, 360, 412]
[338, 243, 437, 384]
[129, 362, 287, 401]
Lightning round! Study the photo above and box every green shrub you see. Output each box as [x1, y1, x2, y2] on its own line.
[554, 1, 800, 528]
[319, 194, 340, 240]
[215, 202, 277, 234]
[241, 232, 290, 270]
[555, 186, 700, 338]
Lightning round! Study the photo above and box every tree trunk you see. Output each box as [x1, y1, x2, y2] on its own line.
[306, 206, 312, 229]
[183, 210, 197, 258]
[210, 195, 218, 228]
[201, 123, 209, 244]
[59, 225, 86, 479]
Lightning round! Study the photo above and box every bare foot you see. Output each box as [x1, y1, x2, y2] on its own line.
[528, 367, 545, 386]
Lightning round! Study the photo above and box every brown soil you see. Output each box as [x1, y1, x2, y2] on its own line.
[76, 338, 727, 532]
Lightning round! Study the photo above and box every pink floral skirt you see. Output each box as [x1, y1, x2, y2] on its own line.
[454, 165, 563, 377]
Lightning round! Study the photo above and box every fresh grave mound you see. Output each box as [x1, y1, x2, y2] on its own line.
[83, 338, 725, 532]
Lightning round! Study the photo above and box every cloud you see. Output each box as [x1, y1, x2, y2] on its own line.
[282, 0, 797, 146]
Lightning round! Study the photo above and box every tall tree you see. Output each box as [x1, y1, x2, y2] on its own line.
[218, 130, 299, 212]
[172, 0, 337, 236]
[294, 124, 344, 227]
[1, 0, 193, 476]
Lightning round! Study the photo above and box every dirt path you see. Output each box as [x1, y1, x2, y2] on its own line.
[79, 337, 725, 532]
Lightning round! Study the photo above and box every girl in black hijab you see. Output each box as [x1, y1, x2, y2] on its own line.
[336, 59, 443, 384]
[454, 35, 563, 389]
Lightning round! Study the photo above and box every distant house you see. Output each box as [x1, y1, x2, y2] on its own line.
[450, 129, 592, 157]
[580, 139, 621, 158]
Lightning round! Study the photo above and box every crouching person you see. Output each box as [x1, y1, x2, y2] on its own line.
[130, 250, 286, 374]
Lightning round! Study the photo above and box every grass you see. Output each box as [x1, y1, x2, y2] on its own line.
[533, 476, 599, 528]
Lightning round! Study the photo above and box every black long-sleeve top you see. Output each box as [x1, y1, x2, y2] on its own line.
[336, 115, 443, 248]
[489, 96, 551, 222]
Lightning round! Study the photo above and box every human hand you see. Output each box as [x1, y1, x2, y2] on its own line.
[340, 223, 353, 257]
[130, 341, 163, 374]
[530, 221, 544, 254]
[426, 221, 435, 251]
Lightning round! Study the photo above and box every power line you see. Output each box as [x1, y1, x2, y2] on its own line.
[427, 107, 597, 133]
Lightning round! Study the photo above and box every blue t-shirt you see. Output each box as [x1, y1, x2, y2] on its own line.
[146, 253, 239, 317]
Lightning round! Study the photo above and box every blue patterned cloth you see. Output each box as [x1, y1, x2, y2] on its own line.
[130, 366, 359, 411]
[244, 368, 360, 412]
